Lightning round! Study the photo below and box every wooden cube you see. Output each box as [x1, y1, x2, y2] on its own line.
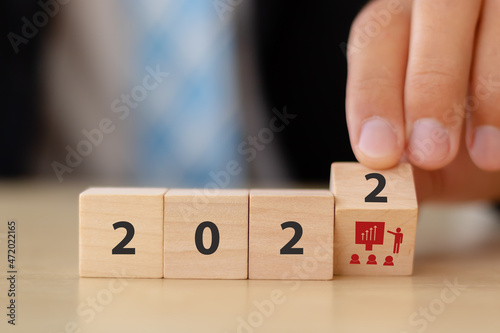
[249, 189, 334, 280]
[330, 162, 418, 275]
[164, 189, 248, 279]
[79, 188, 166, 278]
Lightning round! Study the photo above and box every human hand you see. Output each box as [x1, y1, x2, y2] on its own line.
[345, 0, 500, 201]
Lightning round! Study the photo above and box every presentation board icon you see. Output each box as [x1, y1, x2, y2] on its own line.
[355, 221, 385, 251]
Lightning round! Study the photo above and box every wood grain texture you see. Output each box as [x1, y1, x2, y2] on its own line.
[330, 163, 418, 275]
[4, 181, 500, 333]
[164, 189, 248, 279]
[79, 187, 166, 278]
[249, 189, 334, 280]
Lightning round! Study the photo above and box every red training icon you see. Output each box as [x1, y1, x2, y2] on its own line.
[355, 221, 385, 251]
[387, 228, 403, 254]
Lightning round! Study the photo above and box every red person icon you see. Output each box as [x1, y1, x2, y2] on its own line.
[383, 256, 394, 266]
[387, 228, 403, 254]
[366, 254, 377, 265]
[350, 254, 360, 264]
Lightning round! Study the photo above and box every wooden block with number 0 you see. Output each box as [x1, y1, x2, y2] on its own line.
[164, 189, 248, 279]
[249, 189, 334, 280]
[330, 163, 418, 275]
[79, 188, 166, 278]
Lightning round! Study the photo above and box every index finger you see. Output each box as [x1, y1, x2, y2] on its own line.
[346, 0, 411, 169]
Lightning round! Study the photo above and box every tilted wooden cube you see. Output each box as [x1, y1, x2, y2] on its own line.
[79, 187, 166, 278]
[164, 189, 248, 279]
[330, 162, 418, 275]
[249, 189, 334, 280]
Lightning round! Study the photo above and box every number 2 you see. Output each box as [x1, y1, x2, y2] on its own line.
[112, 221, 136, 255]
[280, 221, 304, 255]
[365, 173, 387, 203]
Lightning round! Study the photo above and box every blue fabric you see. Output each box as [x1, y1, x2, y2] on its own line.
[129, 1, 245, 187]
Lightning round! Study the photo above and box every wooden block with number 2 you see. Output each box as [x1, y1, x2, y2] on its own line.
[249, 189, 334, 280]
[79, 188, 167, 278]
[330, 163, 418, 275]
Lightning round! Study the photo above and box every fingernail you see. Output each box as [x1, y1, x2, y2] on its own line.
[408, 118, 450, 167]
[470, 125, 500, 171]
[358, 117, 399, 160]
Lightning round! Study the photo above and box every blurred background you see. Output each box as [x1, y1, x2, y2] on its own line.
[1, 0, 500, 283]
[0, 0, 366, 188]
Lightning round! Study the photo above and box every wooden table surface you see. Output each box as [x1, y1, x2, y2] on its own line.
[1, 181, 499, 333]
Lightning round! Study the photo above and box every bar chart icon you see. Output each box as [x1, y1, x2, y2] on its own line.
[355, 221, 385, 251]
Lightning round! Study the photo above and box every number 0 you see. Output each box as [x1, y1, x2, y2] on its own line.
[280, 221, 304, 255]
[112, 221, 136, 255]
[195, 221, 220, 255]
[365, 173, 388, 203]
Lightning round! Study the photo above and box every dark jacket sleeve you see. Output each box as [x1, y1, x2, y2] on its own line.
[253, 0, 369, 182]
[0, 1, 43, 176]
